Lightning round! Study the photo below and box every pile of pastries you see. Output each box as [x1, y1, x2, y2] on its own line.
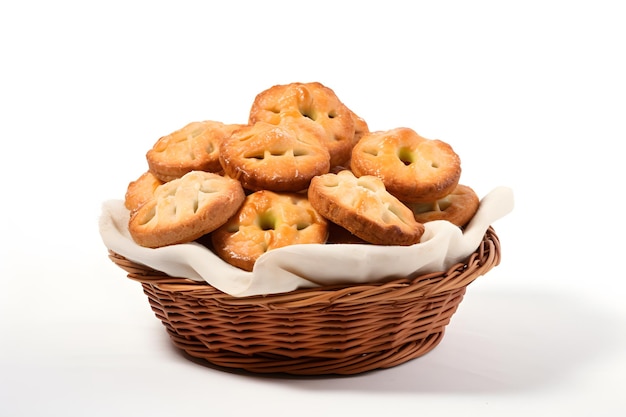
[124, 82, 479, 271]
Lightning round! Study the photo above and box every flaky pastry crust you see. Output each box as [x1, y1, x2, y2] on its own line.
[405, 184, 479, 227]
[248, 82, 356, 167]
[219, 121, 330, 192]
[308, 170, 424, 246]
[350, 127, 461, 203]
[128, 171, 245, 248]
[211, 190, 328, 271]
[146, 120, 243, 182]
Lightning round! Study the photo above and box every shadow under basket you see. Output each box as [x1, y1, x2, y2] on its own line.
[109, 227, 501, 376]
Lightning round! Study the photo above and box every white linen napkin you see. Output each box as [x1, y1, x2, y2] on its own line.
[99, 186, 513, 297]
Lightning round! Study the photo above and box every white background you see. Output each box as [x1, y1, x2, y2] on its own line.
[2, 1, 625, 416]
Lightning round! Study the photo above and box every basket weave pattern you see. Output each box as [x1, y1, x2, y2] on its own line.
[109, 227, 500, 375]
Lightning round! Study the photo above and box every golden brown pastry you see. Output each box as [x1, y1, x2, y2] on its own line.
[349, 109, 369, 146]
[308, 170, 424, 246]
[123, 82, 483, 259]
[146, 120, 243, 182]
[128, 171, 245, 248]
[248, 82, 356, 167]
[219, 121, 330, 192]
[211, 190, 329, 271]
[336, 109, 370, 171]
[124, 171, 163, 211]
[350, 127, 461, 203]
[405, 184, 479, 227]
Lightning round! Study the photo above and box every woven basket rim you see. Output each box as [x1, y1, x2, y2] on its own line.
[109, 226, 500, 307]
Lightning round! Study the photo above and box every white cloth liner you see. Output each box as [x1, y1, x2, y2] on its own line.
[99, 186, 514, 297]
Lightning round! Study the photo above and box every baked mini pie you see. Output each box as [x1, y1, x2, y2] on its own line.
[211, 190, 328, 271]
[219, 121, 330, 192]
[308, 170, 424, 246]
[405, 184, 479, 227]
[128, 171, 245, 248]
[248, 82, 356, 167]
[350, 127, 461, 203]
[146, 120, 243, 182]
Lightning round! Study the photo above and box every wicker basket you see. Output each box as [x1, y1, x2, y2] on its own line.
[109, 227, 500, 375]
